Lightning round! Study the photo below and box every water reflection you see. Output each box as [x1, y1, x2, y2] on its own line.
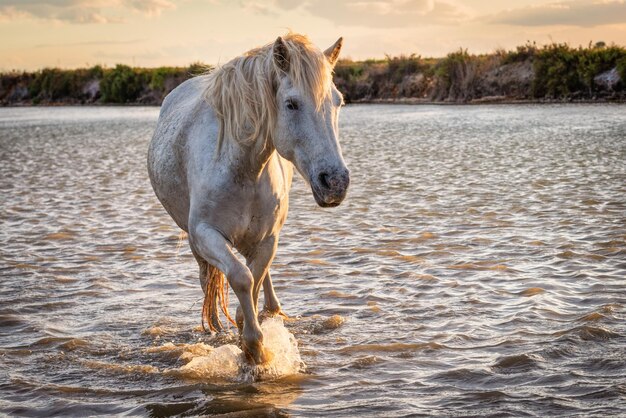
[143, 378, 303, 417]
[1, 105, 624, 416]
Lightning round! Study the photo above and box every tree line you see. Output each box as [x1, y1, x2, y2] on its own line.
[1, 42, 625, 105]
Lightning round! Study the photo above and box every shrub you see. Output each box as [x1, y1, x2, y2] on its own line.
[87, 65, 104, 80]
[187, 62, 212, 76]
[532, 43, 582, 98]
[578, 44, 626, 94]
[532, 43, 626, 97]
[333, 59, 370, 102]
[100, 64, 145, 103]
[29, 68, 79, 100]
[386, 54, 424, 83]
[149, 67, 180, 92]
[617, 56, 626, 84]
[503, 42, 538, 64]
[433, 49, 475, 100]
[3, 43, 626, 105]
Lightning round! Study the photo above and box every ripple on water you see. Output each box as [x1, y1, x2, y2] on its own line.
[336, 341, 445, 355]
[0, 314, 27, 330]
[340, 355, 385, 370]
[553, 325, 621, 343]
[519, 287, 545, 297]
[492, 353, 544, 374]
[1, 105, 626, 416]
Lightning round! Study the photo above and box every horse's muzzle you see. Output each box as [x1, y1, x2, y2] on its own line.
[312, 168, 350, 207]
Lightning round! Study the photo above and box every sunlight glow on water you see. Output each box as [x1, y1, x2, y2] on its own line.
[0, 104, 625, 416]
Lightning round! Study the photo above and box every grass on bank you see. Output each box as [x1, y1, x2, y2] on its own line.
[335, 42, 626, 102]
[1, 42, 625, 105]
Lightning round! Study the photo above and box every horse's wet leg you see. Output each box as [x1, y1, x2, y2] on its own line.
[260, 272, 287, 320]
[236, 305, 244, 332]
[246, 238, 283, 325]
[229, 263, 272, 365]
[189, 224, 270, 365]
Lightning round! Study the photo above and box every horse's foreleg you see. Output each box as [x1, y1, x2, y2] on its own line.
[241, 237, 280, 322]
[189, 223, 270, 365]
[262, 272, 286, 318]
[247, 236, 279, 308]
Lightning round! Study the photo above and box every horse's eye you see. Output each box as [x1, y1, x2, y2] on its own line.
[286, 100, 299, 111]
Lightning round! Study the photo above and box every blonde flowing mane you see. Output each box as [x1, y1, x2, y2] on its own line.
[205, 33, 333, 149]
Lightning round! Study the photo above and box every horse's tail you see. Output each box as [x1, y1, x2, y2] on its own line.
[201, 264, 237, 332]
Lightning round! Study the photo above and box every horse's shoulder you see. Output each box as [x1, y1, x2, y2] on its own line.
[160, 75, 211, 120]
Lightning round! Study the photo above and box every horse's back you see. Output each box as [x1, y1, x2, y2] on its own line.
[159, 75, 209, 121]
[148, 75, 213, 231]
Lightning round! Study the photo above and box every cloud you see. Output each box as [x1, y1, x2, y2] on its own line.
[275, 0, 300, 10]
[489, 0, 626, 27]
[267, 0, 466, 27]
[0, 0, 176, 23]
[128, 0, 176, 16]
[240, 1, 278, 16]
[34, 38, 147, 48]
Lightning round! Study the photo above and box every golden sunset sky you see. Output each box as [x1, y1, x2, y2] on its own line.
[1, 0, 626, 71]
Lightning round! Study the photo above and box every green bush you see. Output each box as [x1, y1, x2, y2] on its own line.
[333, 59, 373, 101]
[87, 65, 104, 80]
[334, 60, 364, 80]
[577, 44, 625, 94]
[187, 62, 212, 76]
[333, 55, 428, 101]
[100, 64, 145, 103]
[29, 68, 78, 100]
[532, 43, 581, 98]
[503, 42, 538, 64]
[149, 67, 179, 92]
[617, 57, 626, 84]
[433, 49, 476, 100]
[3, 42, 626, 105]
[148, 64, 210, 100]
[532, 43, 626, 98]
[435, 49, 469, 82]
[386, 54, 424, 83]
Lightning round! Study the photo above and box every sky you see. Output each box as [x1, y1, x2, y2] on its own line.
[1, 0, 626, 71]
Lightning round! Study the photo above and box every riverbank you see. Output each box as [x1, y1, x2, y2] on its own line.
[1, 42, 625, 106]
[352, 96, 626, 105]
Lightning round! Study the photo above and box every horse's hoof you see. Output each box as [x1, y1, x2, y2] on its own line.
[243, 341, 273, 365]
[259, 307, 289, 322]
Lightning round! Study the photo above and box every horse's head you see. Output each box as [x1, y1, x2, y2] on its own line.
[272, 36, 350, 208]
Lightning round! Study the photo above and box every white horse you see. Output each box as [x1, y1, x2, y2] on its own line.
[147, 33, 349, 364]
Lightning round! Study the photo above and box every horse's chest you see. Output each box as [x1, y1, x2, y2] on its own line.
[224, 156, 292, 251]
[241, 186, 288, 241]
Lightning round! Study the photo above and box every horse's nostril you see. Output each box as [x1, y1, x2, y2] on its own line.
[319, 172, 330, 189]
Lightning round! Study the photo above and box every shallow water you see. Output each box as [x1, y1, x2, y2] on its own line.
[1, 104, 625, 416]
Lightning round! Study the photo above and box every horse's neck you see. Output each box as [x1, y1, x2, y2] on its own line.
[224, 135, 275, 181]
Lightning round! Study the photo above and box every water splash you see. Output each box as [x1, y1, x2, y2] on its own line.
[241, 316, 305, 381]
[162, 317, 304, 382]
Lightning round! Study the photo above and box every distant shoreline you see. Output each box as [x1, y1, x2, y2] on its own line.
[2, 43, 625, 106]
[355, 97, 626, 105]
[3, 97, 626, 108]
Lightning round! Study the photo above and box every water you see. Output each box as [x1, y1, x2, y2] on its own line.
[1, 104, 625, 416]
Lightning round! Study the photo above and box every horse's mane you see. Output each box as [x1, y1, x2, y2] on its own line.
[204, 32, 333, 149]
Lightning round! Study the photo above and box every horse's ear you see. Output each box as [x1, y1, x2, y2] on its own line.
[324, 37, 343, 67]
[273, 36, 289, 73]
